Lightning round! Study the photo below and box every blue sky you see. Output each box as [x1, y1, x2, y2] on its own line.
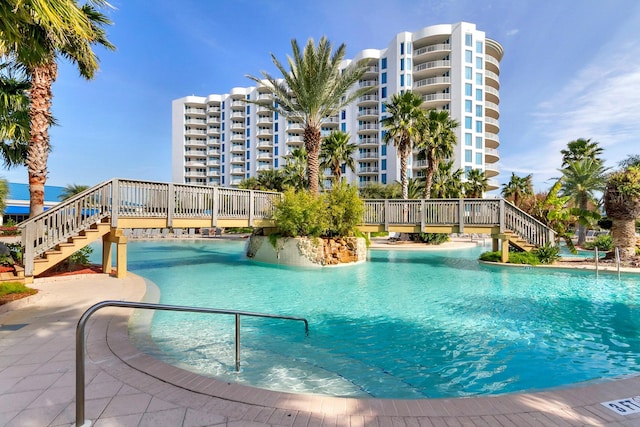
[3, 0, 640, 194]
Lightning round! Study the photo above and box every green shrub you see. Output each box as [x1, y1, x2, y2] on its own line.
[324, 182, 364, 237]
[479, 251, 502, 262]
[5, 243, 23, 263]
[0, 282, 36, 298]
[533, 243, 561, 264]
[225, 227, 254, 234]
[69, 246, 93, 267]
[371, 231, 389, 237]
[272, 189, 329, 237]
[412, 233, 449, 245]
[508, 251, 540, 265]
[582, 234, 613, 251]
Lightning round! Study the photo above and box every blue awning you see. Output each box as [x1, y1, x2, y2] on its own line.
[4, 206, 30, 215]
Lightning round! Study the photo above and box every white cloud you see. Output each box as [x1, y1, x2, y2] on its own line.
[503, 40, 640, 191]
[506, 29, 520, 36]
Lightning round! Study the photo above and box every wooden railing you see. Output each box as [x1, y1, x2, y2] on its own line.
[18, 179, 555, 277]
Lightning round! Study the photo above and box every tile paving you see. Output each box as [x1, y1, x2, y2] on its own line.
[1, 273, 640, 426]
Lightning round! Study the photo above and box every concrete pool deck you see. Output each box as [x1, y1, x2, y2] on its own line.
[2, 269, 640, 425]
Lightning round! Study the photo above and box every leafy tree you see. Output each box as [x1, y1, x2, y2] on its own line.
[416, 109, 458, 198]
[0, 63, 30, 168]
[0, 0, 115, 217]
[247, 37, 371, 195]
[381, 91, 424, 199]
[359, 182, 401, 199]
[238, 169, 288, 192]
[320, 131, 356, 184]
[618, 154, 640, 169]
[0, 177, 8, 215]
[501, 173, 533, 207]
[430, 160, 464, 198]
[603, 165, 640, 260]
[58, 183, 88, 201]
[560, 138, 603, 167]
[464, 169, 488, 198]
[533, 180, 577, 253]
[560, 158, 607, 245]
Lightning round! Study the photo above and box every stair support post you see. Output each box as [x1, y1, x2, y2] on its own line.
[103, 229, 128, 278]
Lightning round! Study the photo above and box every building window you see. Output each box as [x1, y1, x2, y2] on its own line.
[275, 159, 278, 168]
[381, 103, 386, 113]
[476, 152, 483, 165]
[246, 128, 250, 137]
[476, 105, 483, 117]
[274, 135, 278, 145]
[381, 72, 387, 84]
[341, 110, 346, 120]
[476, 136, 483, 149]
[246, 105, 250, 114]
[406, 58, 411, 69]
[476, 89, 483, 101]
[465, 50, 472, 63]
[476, 72, 483, 85]
[381, 57, 387, 69]
[400, 58, 405, 71]
[465, 33, 473, 47]
[400, 74, 405, 87]
[465, 150, 472, 162]
[381, 145, 387, 156]
[476, 41, 483, 54]
[274, 146, 278, 155]
[465, 133, 472, 146]
[381, 159, 387, 170]
[381, 87, 387, 98]
[341, 123, 346, 132]
[465, 117, 472, 129]
[382, 173, 387, 184]
[476, 120, 483, 132]
[465, 67, 472, 80]
[246, 151, 250, 159]
[465, 100, 472, 113]
[246, 140, 250, 148]
[465, 84, 472, 97]
[406, 74, 411, 86]
[400, 42, 404, 55]
[476, 57, 483, 69]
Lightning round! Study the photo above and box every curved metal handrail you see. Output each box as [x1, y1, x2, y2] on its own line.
[75, 300, 308, 427]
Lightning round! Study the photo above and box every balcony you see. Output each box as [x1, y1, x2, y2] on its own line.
[412, 160, 428, 169]
[358, 166, 379, 175]
[324, 116, 340, 124]
[230, 100, 245, 108]
[184, 139, 206, 147]
[230, 144, 245, 153]
[257, 117, 272, 124]
[184, 161, 206, 167]
[413, 60, 450, 78]
[358, 108, 379, 118]
[358, 123, 379, 133]
[485, 132, 500, 149]
[206, 106, 221, 113]
[185, 128, 206, 136]
[421, 92, 451, 110]
[358, 94, 379, 105]
[359, 137, 379, 145]
[359, 80, 378, 88]
[487, 178, 499, 191]
[257, 128, 273, 136]
[413, 76, 450, 93]
[287, 123, 304, 131]
[257, 152, 272, 160]
[358, 152, 379, 160]
[287, 135, 304, 143]
[485, 117, 500, 134]
[485, 55, 500, 74]
[207, 127, 220, 134]
[184, 107, 205, 116]
[230, 112, 245, 118]
[485, 163, 499, 178]
[413, 43, 451, 59]
[256, 141, 273, 148]
[485, 147, 500, 163]
[231, 167, 245, 174]
[230, 122, 244, 130]
[485, 86, 499, 104]
[230, 133, 244, 141]
[231, 156, 245, 163]
[485, 101, 500, 119]
[485, 70, 500, 89]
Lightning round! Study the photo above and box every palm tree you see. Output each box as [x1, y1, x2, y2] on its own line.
[0, 63, 30, 168]
[246, 37, 371, 195]
[603, 166, 640, 260]
[430, 160, 464, 198]
[464, 168, 488, 198]
[256, 169, 287, 192]
[381, 91, 424, 199]
[320, 131, 356, 184]
[560, 158, 607, 245]
[282, 147, 308, 191]
[501, 173, 533, 207]
[561, 138, 603, 167]
[0, 177, 8, 216]
[417, 110, 458, 199]
[58, 183, 89, 201]
[406, 177, 424, 199]
[0, 0, 115, 217]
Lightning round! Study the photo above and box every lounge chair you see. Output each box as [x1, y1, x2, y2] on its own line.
[173, 228, 183, 238]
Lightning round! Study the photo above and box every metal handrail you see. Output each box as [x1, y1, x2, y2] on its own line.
[75, 300, 309, 427]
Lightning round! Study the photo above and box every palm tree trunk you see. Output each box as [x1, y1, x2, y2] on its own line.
[576, 197, 588, 246]
[611, 219, 637, 260]
[304, 126, 322, 195]
[424, 150, 436, 199]
[400, 145, 408, 200]
[27, 60, 56, 217]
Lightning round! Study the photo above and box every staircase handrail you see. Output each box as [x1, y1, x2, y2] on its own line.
[502, 200, 556, 247]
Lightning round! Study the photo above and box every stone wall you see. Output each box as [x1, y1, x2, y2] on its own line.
[246, 235, 367, 267]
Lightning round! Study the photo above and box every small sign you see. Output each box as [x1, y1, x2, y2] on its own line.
[601, 397, 640, 415]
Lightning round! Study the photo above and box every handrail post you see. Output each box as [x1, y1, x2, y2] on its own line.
[167, 183, 175, 227]
[458, 199, 464, 233]
[111, 179, 120, 228]
[248, 190, 255, 227]
[235, 314, 241, 371]
[384, 200, 389, 231]
[595, 246, 599, 278]
[212, 187, 219, 226]
[499, 199, 505, 234]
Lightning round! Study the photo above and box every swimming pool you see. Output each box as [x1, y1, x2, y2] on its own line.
[121, 239, 640, 399]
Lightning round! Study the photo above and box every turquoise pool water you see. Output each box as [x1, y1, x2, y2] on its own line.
[120, 240, 640, 398]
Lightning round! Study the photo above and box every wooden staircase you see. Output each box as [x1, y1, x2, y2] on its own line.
[32, 222, 111, 276]
[503, 230, 536, 253]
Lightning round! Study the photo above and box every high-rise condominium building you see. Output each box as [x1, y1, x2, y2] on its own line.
[172, 22, 503, 190]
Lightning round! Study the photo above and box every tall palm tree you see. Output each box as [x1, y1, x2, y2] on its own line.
[501, 173, 533, 207]
[58, 183, 88, 201]
[381, 91, 424, 199]
[246, 37, 371, 195]
[560, 158, 607, 245]
[430, 160, 464, 198]
[464, 168, 488, 198]
[417, 110, 458, 199]
[603, 165, 640, 260]
[0, 63, 30, 168]
[561, 138, 603, 167]
[320, 131, 356, 184]
[0, 0, 115, 217]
